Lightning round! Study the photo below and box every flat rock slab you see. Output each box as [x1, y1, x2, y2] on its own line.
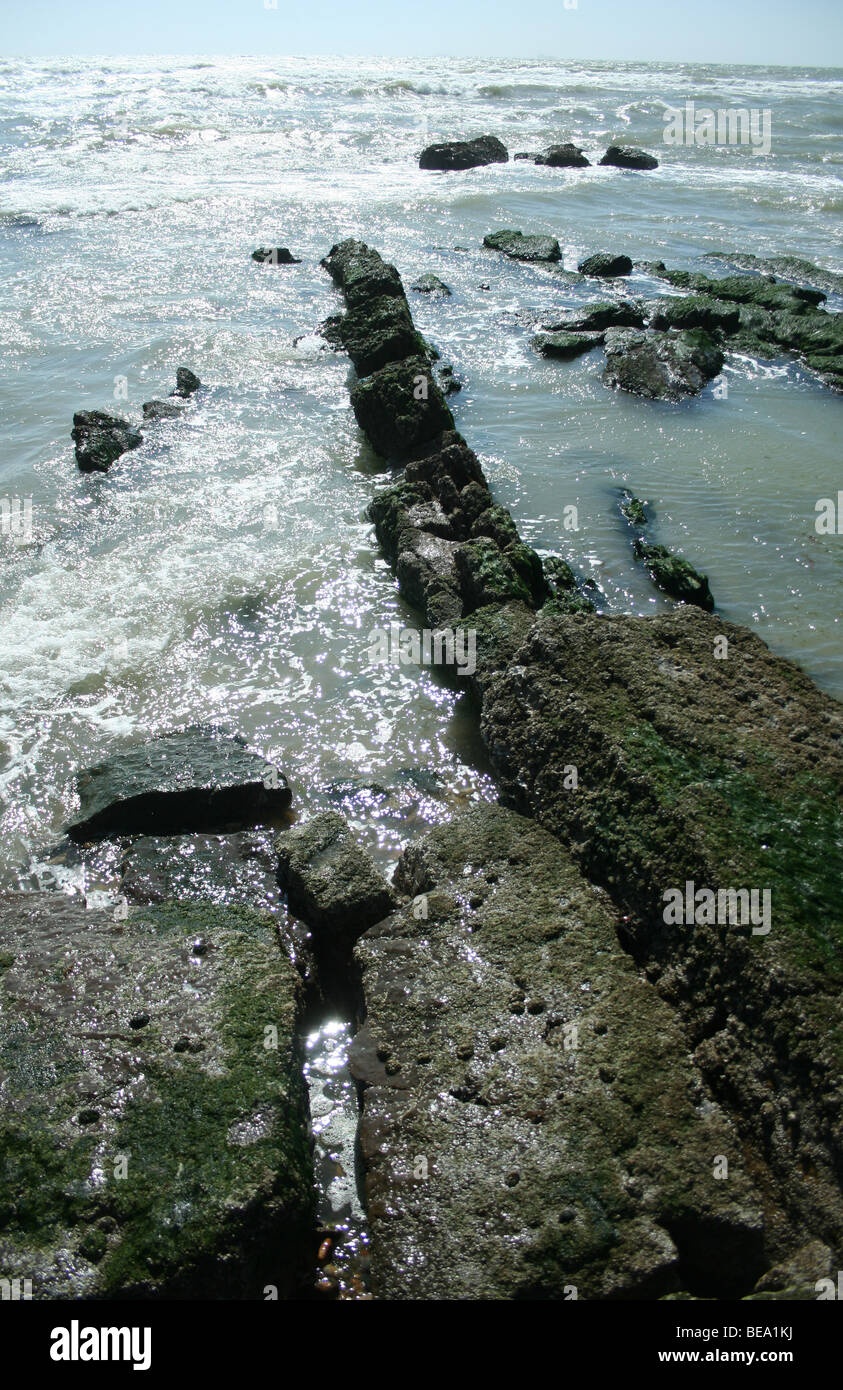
[603, 326, 724, 399]
[350, 805, 766, 1299]
[0, 893, 314, 1298]
[276, 811, 397, 947]
[120, 830, 281, 910]
[67, 728, 292, 842]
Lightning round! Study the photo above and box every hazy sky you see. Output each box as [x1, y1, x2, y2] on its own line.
[1, 0, 841, 66]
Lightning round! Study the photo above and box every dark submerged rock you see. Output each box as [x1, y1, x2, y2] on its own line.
[411, 274, 452, 296]
[251, 246, 301, 265]
[578, 252, 633, 278]
[172, 367, 201, 398]
[419, 135, 508, 171]
[71, 411, 143, 473]
[483, 229, 562, 263]
[0, 893, 314, 1298]
[599, 144, 659, 170]
[633, 538, 714, 611]
[542, 301, 645, 332]
[142, 399, 185, 421]
[66, 727, 292, 842]
[120, 830, 280, 909]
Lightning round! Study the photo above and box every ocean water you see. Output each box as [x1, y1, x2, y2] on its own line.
[0, 54, 841, 889]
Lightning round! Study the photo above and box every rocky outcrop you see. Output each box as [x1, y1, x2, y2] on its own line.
[66, 727, 292, 842]
[252, 246, 301, 265]
[633, 538, 714, 610]
[480, 606, 843, 1266]
[411, 274, 451, 296]
[419, 136, 508, 171]
[532, 330, 604, 359]
[483, 229, 561, 263]
[0, 893, 314, 1297]
[535, 142, 590, 167]
[172, 367, 201, 398]
[603, 326, 724, 400]
[276, 812, 397, 969]
[705, 252, 843, 300]
[578, 252, 633, 278]
[542, 301, 646, 333]
[71, 411, 143, 473]
[350, 356, 454, 460]
[351, 805, 770, 1299]
[600, 145, 659, 170]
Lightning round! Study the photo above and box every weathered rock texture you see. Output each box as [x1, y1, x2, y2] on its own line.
[276, 811, 397, 949]
[351, 805, 770, 1299]
[71, 411, 143, 473]
[600, 145, 659, 170]
[603, 326, 724, 400]
[0, 894, 314, 1298]
[484, 229, 562, 263]
[419, 136, 508, 171]
[67, 728, 292, 842]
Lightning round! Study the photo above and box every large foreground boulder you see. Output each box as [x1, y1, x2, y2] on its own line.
[480, 607, 843, 1262]
[599, 145, 659, 170]
[603, 326, 724, 399]
[419, 136, 508, 171]
[0, 894, 314, 1298]
[350, 356, 454, 460]
[351, 805, 769, 1299]
[66, 728, 292, 842]
[71, 411, 143, 473]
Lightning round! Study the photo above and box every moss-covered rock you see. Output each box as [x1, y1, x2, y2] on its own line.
[532, 330, 604, 359]
[0, 894, 314, 1298]
[633, 538, 714, 611]
[578, 252, 633, 278]
[483, 229, 562, 263]
[603, 327, 724, 400]
[350, 356, 455, 460]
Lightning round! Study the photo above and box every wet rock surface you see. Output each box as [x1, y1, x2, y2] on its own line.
[0, 893, 314, 1297]
[603, 326, 724, 399]
[276, 811, 397, 950]
[67, 727, 292, 842]
[633, 538, 714, 610]
[71, 411, 143, 473]
[120, 830, 280, 909]
[351, 805, 769, 1299]
[480, 606, 843, 1263]
[578, 252, 633, 278]
[251, 246, 301, 264]
[535, 142, 590, 167]
[419, 135, 508, 171]
[532, 329, 604, 359]
[599, 145, 659, 169]
[483, 229, 562, 263]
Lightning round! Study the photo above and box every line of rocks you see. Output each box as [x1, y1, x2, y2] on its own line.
[71, 367, 201, 472]
[419, 135, 658, 171]
[321, 239, 843, 1299]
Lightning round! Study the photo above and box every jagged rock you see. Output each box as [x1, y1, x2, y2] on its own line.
[532, 330, 604, 359]
[172, 367, 201, 398]
[435, 363, 462, 394]
[71, 411, 143, 474]
[350, 355, 454, 460]
[351, 805, 767, 1299]
[419, 136, 508, 171]
[541, 301, 645, 332]
[704, 252, 843, 299]
[483, 229, 562, 263]
[599, 145, 659, 170]
[619, 492, 648, 526]
[275, 811, 397, 956]
[338, 295, 428, 377]
[251, 246, 301, 265]
[603, 327, 724, 400]
[66, 727, 292, 842]
[578, 252, 633, 278]
[480, 606, 843, 1265]
[321, 240, 405, 307]
[633, 538, 714, 611]
[0, 893, 314, 1298]
[535, 142, 590, 168]
[142, 399, 185, 421]
[411, 274, 452, 296]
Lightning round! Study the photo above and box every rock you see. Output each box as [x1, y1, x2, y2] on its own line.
[704, 252, 843, 299]
[66, 727, 292, 842]
[599, 145, 659, 170]
[172, 367, 201, 398]
[350, 355, 455, 460]
[602, 327, 724, 400]
[351, 805, 767, 1299]
[321, 240, 405, 307]
[619, 491, 648, 527]
[648, 295, 741, 335]
[411, 274, 452, 296]
[513, 151, 540, 161]
[753, 1241, 833, 1294]
[275, 811, 397, 961]
[532, 330, 604, 359]
[120, 830, 280, 910]
[142, 399, 185, 421]
[535, 142, 590, 168]
[251, 246, 301, 265]
[578, 252, 633, 278]
[0, 893, 314, 1298]
[338, 295, 429, 377]
[435, 363, 462, 395]
[542, 301, 645, 332]
[71, 411, 143, 474]
[419, 135, 509, 171]
[483, 229, 562, 263]
[480, 606, 843, 1263]
[633, 538, 714, 611]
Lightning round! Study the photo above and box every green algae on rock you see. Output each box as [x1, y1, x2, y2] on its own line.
[0, 894, 314, 1298]
[351, 805, 768, 1299]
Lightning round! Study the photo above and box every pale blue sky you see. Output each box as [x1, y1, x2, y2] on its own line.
[1, 0, 841, 66]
